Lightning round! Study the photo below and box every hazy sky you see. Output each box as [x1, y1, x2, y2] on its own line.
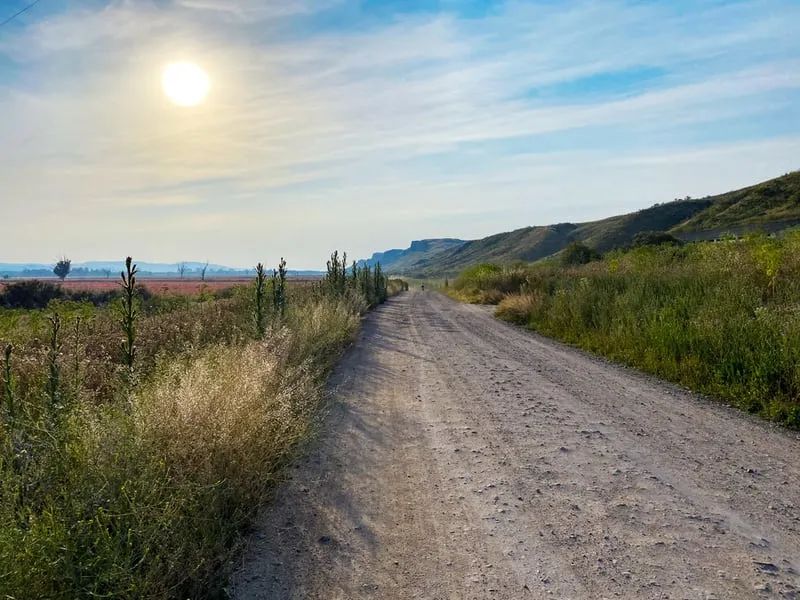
[1, 0, 799, 268]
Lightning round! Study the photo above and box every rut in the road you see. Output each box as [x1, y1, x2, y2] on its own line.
[231, 291, 800, 600]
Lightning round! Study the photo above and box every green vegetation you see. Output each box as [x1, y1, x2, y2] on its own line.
[560, 241, 601, 266]
[325, 251, 390, 307]
[254, 262, 268, 337]
[674, 170, 800, 232]
[119, 257, 138, 377]
[0, 253, 401, 598]
[272, 257, 288, 317]
[0, 279, 121, 309]
[452, 233, 800, 428]
[631, 230, 683, 247]
[371, 171, 800, 276]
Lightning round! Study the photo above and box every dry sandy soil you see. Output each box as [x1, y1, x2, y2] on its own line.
[231, 290, 800, 599]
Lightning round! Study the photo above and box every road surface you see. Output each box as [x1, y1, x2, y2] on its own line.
[232, 291, 800, 599]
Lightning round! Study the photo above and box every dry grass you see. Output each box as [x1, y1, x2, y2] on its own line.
[0, 292, 362, 598]
[495, 292, 543, 325]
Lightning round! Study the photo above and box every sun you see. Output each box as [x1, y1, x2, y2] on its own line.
[162, 62, 210, 107]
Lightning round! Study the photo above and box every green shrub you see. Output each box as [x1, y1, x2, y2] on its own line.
[0, 280, 120, 309]
[449, 263, 529, 303]
[0, 280, 64, 309]
[632, 230, 683, 247]
[561, 241, 601, 266]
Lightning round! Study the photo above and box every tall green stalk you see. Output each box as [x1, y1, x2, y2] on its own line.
[119, 257, 138, 379]
[3, 344, 13, 421]
[272, 257, 288, 317]
[46, 312, 61, 408]
[72, 316, 82, 402]
[254, 262, 267, 338]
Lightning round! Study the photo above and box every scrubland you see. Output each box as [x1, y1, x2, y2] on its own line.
[0, 254, 398, 598]
[451, 233, 800, 428]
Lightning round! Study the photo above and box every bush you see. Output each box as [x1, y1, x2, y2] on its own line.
[632, 230, 683, 247]
[495, 293, 542, 325]
[451, 264, 528, 303]
[0, 280, 121, 309]
[0, 280, 64, 309]
[561, 242, 601, 266]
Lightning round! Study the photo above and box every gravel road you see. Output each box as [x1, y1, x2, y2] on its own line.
[231, 290, 800, 599]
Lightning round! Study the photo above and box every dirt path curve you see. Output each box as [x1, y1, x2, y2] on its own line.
[231, 291, 800, 599]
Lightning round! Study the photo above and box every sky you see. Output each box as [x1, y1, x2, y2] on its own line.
[1, 0, 799, 269]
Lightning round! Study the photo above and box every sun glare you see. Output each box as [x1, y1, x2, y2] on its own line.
[162, 62, 210, 107]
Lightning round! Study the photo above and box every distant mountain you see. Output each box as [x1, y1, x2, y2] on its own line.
[79, 261, 232, 273]
[358, 239, 466, 272]
[0, 260, 240, 276]
[364, 171, 800, 277]
[0, 260, 323, 278]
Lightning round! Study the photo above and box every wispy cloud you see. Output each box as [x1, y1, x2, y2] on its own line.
[1, 0, 799, 266]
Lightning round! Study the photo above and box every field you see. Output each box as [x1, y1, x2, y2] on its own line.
[0, 256, 399, 598]
[450, 233, 800, 428]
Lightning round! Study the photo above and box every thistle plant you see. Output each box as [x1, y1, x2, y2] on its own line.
[325, 251, 348, 297]
[46, 312, 61, 408]
[254, 262, 268, 337]
[272, 257, 288, 316]
[119, 257, 138, 378]
[374, 263, 387, 304]
[3, 344, 13, 421]
[72, 316, 82, 402]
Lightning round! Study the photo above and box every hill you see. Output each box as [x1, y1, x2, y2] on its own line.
[368, 171, 800, 276]
[358, 239, 465, 272]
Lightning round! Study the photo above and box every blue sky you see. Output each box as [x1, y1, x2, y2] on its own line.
[1, 0, 799, 268]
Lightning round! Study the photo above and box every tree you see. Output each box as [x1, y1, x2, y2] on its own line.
[200, 261, 209, 282]
[178, 262, 187, 279]
[53, 257, 71, 281]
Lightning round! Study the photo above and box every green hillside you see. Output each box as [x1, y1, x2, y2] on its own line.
[673, 171, 800, 233]
[372, 171, 800, 276]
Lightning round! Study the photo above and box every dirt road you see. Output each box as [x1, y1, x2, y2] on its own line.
[231, 291, 800, 599]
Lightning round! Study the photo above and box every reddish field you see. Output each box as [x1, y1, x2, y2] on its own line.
[0, 278, 252, 295]
[0, 277, 320, 295]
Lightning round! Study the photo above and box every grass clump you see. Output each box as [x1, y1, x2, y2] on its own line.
[448, 263, 528, 303]
[454, 231, 800, 428]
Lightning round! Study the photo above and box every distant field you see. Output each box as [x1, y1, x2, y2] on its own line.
[0, 277, 318, 294]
